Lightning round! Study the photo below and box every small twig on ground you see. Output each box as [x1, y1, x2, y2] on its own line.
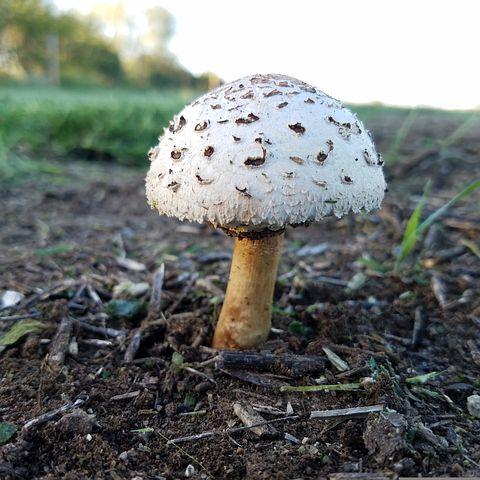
[411, 306, 427, 348]
[431, 274, 447, 309]
[280, 383, 361, 393]
[167, 404, 385, 445]
[79, 338, 114, 348]
[148, 263, 165, 318]
[124, 264, 165, 363]
[22, 395, 88, 435]
[48, 316, 73, 368]
[217, 351, 325, 377]
[110, 390, 141, 401]
[167, 415, 299, 445]
[220, 368, 284, 388]
[76, 320, 125, 338]
[335, 365, 370, 380]
[0, 312, 42, 322]
[309, 404, 384, 420]
[184, 366, 217, 386]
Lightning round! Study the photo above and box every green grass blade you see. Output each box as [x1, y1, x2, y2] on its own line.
[395, 181, 431, 269]
[417, 178, 480, 235]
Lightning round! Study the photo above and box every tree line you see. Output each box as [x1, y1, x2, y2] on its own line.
[0, 0, 218, 89]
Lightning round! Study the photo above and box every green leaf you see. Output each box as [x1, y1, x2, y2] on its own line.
[171, 351, 184, 371]
[288, 320, 311, 336]
[34, 243, 75, 257]
[0, 320, 45, 353]
[105, 299, 143, 320]
[462, 239, 480, 259]
[0, 422, 17, 444]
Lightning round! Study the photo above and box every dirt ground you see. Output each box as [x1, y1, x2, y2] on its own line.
[1, 118, 480, 479]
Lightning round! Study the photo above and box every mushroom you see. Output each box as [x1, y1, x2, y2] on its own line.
[146, 74, 386, 350]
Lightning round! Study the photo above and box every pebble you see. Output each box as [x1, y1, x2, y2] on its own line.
[467, 394, 480, 418]
[119, 451, 129, 461]
[185, 464, 195, 477]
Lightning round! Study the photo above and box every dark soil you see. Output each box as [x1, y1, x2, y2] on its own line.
[1, 120, 480, 479]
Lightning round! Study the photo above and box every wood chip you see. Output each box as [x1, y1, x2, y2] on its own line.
[322, 347, 349, 372]
[233, 402, 278, 438]
[48, 317, 73, 368]
[116, 257, 147, 272]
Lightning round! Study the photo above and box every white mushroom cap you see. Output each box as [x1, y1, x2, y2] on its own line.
[146, 74, 386, 233]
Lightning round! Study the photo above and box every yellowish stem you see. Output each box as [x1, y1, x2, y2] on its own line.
[212, 233, 284, 349]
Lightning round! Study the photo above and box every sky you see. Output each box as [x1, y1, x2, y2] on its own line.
[55, 0, 480, 110]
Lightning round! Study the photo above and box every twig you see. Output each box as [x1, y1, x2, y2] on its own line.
[167, 404, 385, 445]
[411, 306, 427, 348]
[217, 351, 325, 377]
[124, 264, 165, 363]
[22, 395, 88, 434]
[309, 404, 384, 420]
[148, 263, 165, 317]
[48, 316, 73, 368]
[335, 365, 370, 380]
[431, 274, 447, 309]
[79, 338, 114, 348]
[76, 320, 125, 338]
[110, 390, 141, 401]
[280, 383, 361, 393]
[77, 321, 125, 338]
[0, 312, 42, 322]
[124, 329, 144, 364]
[166, 415, 299, 445]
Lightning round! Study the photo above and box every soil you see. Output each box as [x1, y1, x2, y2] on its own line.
[1, 120, 480, 479]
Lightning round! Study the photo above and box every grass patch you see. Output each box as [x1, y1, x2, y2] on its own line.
[0, 85, 197, 166]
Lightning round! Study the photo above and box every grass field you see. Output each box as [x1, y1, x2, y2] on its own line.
[1, 85, 479, 185]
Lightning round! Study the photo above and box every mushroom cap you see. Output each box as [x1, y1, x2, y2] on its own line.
[146, 74, 386, 232]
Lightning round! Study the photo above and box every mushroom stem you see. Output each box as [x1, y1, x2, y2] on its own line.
[212, 233, 284, 349]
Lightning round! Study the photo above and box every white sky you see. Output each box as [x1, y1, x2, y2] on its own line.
[55, 0, 480, 110]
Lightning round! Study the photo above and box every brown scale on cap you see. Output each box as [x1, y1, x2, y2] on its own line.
[196, 173, 214, 185]
[168, 115, 186, 133]
[195, 121, 209, 131]
[236, 113, 260, 125]
[342, 175, 353, 184]
[210, 104, 221, 110]
[170, 149, 182, 160]
[363, 149, 374, 165]
[317, 139, 334, 164]
[245, 146, 267, 167]
[289, 156, 304, 165]
[147, 146, 158, 161]
[277, 102, 288, 109]
[204, 146, 215, 157]
[289, 122, 306, 134]
[235, 186, 251, 197]
[167, 181, 180, 191]
[263, 89, 282, 97]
